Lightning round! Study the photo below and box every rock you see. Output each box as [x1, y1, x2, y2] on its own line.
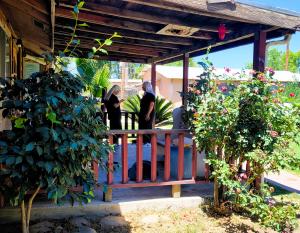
[69, 217, 90, 228]
[30, 221, 55, 233]
[100, 216, 128, 230]
[77, 226, 97, 233]
[54, 225, 64, 233]
[140, 215, 160, 225]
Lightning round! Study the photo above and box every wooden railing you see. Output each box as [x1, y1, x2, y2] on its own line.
[93, 129, 210, 201]
[103, 111, 137, 131]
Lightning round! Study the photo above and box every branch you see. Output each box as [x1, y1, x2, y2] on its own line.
[26, 186, 41, 227]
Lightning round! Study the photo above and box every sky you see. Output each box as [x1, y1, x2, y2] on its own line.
[195, 0, 300, 69]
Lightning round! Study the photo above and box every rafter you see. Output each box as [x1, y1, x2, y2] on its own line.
[58, 0, 230, 33]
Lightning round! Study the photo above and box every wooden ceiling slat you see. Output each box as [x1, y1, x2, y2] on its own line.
[58, 0, 226, 33]
[123, 0, 300, 30]
[55, 40, 162, 57]
[54, 29, 181, 50]
[2, 0, 49, 24]
[56, 7, 161, 34]
[54, 21, 197, 46]
[54, 33, 171, 53]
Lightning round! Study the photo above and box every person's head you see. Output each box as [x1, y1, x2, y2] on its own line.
[104, 85, 121, 100]
[112, 85, 121, 95]
[142, 81, 154, 94]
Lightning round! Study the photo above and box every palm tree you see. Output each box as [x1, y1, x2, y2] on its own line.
[75, 58, 111, 97]
[123, 95, 173, 127]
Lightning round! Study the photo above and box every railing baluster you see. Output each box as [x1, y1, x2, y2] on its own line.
[107, 135, 114, 185]
[164, 133, 171, 181]
[122, 134, 128, 184]
[151, 133, 157, 182]
[205, 161, 209, 181]
[192, 140, 197, 180]
[93, 161, 99, 183]
[136, 133, 143, 182]
[125, 112, 129, 130]
[178, 133, 184, 180]
[131, 113, 135, 130]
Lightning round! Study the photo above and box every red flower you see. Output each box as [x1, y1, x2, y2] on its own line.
[289, 92, 295, 97]
[221, 86, 228, 92]
[269, 130, 278, 138]
[195, 90, 201, 95]
[224, 67, 230, 73]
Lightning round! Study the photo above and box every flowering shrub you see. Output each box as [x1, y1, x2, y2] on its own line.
[185, 58, 299, 232]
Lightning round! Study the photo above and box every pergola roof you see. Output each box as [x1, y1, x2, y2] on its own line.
[1, 0, 300, 64]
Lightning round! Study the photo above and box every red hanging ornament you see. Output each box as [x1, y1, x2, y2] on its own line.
[218, 24, 226, 40]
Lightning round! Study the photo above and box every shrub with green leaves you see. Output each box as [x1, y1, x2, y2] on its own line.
[185, 59, 299, 232]
[123, 94, 173, 127]
[0, 71, 110, 233]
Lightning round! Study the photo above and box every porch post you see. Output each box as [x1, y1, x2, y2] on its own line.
[253, 31, 267, 72]
[253, 30, 267, 190]
[151, 63, 156, 93]
[182, 53, 189, 107]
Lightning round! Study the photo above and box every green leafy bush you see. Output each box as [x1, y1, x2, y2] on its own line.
[0, 71, 110, 232]
[123, 94, 173, 127]
[185, 58, 300, 232]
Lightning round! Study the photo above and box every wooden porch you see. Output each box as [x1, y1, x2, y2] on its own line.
[0, 0, 300, 205]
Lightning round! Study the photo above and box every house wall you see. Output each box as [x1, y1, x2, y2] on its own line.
[0, 8, 21, 131]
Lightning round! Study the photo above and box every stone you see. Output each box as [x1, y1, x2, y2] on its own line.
[77, 226, 97, 233]
[69, 217, 90, 228]
[30, 221, 55, 233]
[100, 216, 128, 230]
[140, 215, 160, 225]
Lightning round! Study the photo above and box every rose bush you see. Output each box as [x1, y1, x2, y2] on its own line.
[185, 58, 300, 232]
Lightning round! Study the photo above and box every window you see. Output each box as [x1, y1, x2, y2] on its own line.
[0, 27, 10, 77]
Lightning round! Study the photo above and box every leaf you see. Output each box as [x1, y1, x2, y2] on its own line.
[73, 5, 79, 14]
[26, 156, 34, 165]
[6, 156, 16, 166]
[87, 52, 94, 59]
[92, 47, 97, 53]
[15, 118, 28, 128]
[112, 32, 122, 38]
[77, 1, 85, 9]
[104, 39, 112, 46]
[99, 49, 108, 55]
[78, 23, 88, 27]
[94, 38, 101, 45]
[45, 162, 53, 173]
[46, 111, 61, 125]
[36, 146, 43, 156]
[15, 156, 23, 164]
[25, 142, 35, 152]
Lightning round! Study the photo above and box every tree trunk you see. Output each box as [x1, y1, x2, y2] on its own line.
[20, 187, 41, 233]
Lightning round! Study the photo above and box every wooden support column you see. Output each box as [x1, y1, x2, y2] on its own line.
[151, 63, 156, 93]
[182, 53, 189, 107]
[253, 31, 266, 190]
[253, 31, 267, 72]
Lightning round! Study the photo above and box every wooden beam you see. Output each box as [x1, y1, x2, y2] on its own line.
[54, 22, 196, 45]
[182, 53, 189, 107]
[55, 40, 161, 57]
[54, 28, 182, 50]
[54, 34, 170, 53]
[56, 7, 160, 34]
[123, 0, 300, 29]
[18, 0, 49, 15]
[153, 25, 266, 64]
[253, 31, 267, 72]
[50, 0, 56, 52]
[54, 46, 150, 63]
[2, 0, 49, 24]
[151, 63, 156, 93]
[58, 1, 227, 33]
